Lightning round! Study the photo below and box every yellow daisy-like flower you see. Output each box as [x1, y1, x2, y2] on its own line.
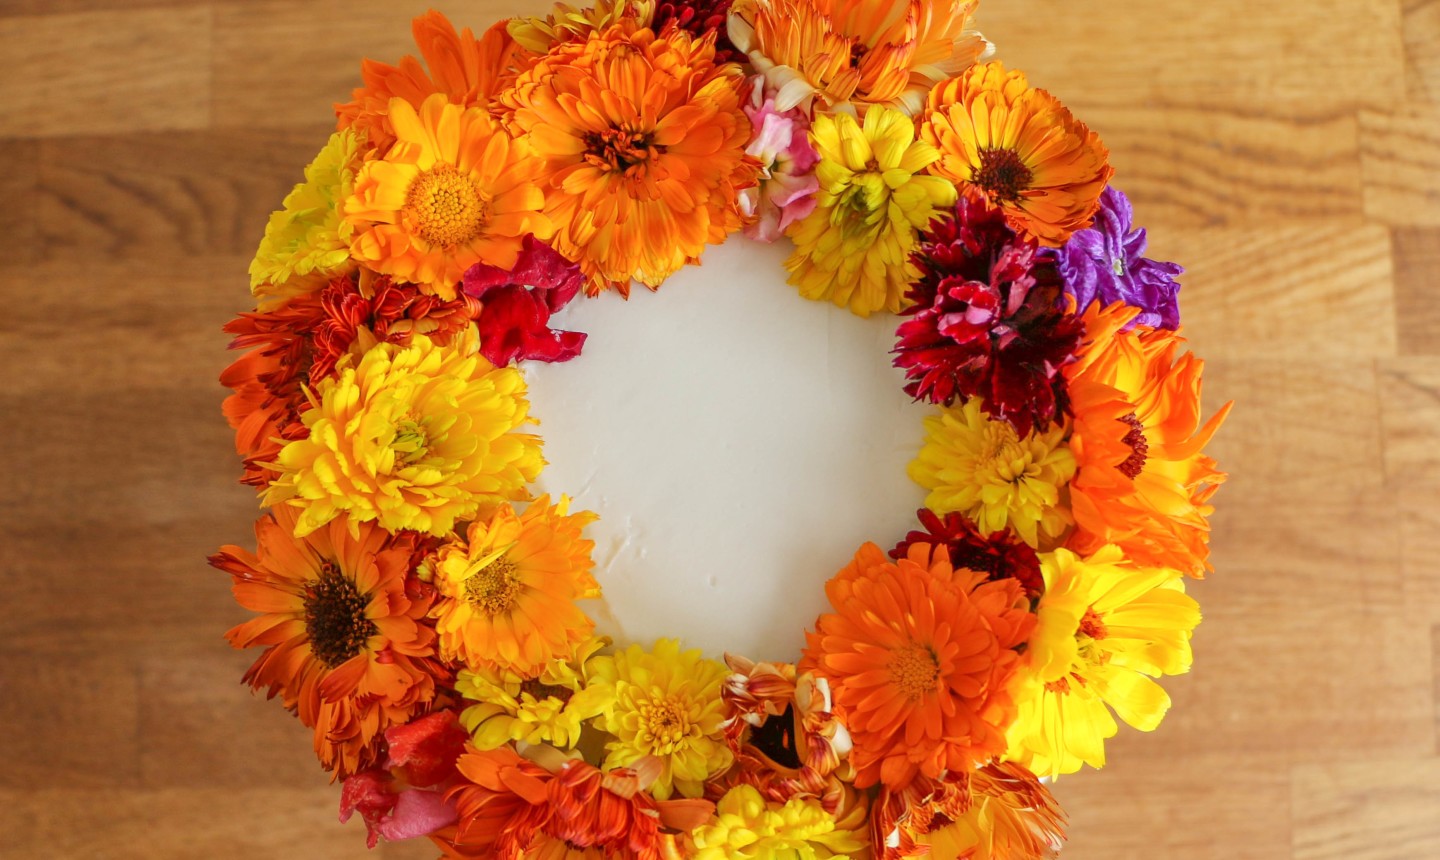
[586, 639, 733, 800]
[249, 128, 364, 307]
[345, 93, 552, 299]
[689, 784, 869, 860]
[785, 106, 956, 317]
[432, 495, 600, 676]
[909, 397, 1076, 548]
[508, 0, 654, 53]
[263, 326, 543, 538]
[457, 636, 612, 751]
[1004, 545, 1200, 779]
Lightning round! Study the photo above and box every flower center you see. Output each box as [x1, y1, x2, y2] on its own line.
[405, 164, 489, 248]
[888, 642, 941, 700]
[638, 697, 693, 753]
[391, 418, 430, 465]
[584, 127, 658, 173]
[304, 562, 378, 669]
[972, 147, 1034, 203]
[463, 556, 522, 616]
[976, 421, 1023, 472]
[520, 678, 575, 705]
[1078, 607, 1109, 641]
[1110, 255, 1127, 277]
[1116, 412, 1149, 478]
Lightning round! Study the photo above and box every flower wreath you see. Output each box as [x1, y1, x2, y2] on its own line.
[214, 2, 1232, 858]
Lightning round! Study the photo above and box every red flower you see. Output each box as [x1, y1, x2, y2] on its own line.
[891, 509, 1044, 599]
[653, 0, 740, 64]
[338, 711, 470, 848]
[311, 272, 481, 382]
[894, 193, 1084, 436]
[462, 235, 587, 367]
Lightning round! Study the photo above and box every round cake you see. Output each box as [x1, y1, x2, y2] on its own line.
[212, 2, 1231, 857]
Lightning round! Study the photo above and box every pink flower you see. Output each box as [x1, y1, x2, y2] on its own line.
[338, 711, 469, 848]
[739, 77, 820, 242]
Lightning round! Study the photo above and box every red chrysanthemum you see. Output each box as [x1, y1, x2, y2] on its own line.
[310, 272, 482, 382]
[462, 235, 587, 367]
[894, 193, 1084, 436]
[891, 509, 1044, 599]
[654, 0, 741, 64]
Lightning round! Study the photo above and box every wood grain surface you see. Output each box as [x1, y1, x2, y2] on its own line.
[0, 1, 1436, 857]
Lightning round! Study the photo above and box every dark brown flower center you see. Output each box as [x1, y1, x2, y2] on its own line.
[519, 679, 574, 705]
[1117, 412, 1149, 478]
[972, 147, 1034, 203]
[584, 127, 659, 173]
[304, 562, 377, 668]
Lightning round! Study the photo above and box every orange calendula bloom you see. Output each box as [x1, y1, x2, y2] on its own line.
[1065, 302, 1232, 577]
[877, 762, 1066, 860]
[499, 22, 758, 296]
[209, 507, 439, 778]
[801, 542, 1034, 790]
[346, 93, 552, 299]
[336, 11, 528, 153]
[729, 0, 990, 115]
[920, 61, 1113, 247]
[431, 496, 600, 676]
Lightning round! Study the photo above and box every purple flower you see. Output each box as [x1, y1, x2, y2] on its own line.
[1048, 186, 1182, 329]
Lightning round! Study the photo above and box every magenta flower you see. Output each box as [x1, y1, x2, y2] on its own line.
[739, 76, 820, 242]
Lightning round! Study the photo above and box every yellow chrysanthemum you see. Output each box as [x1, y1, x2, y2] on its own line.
[586, 639, 733, 800]
[785, 107, 956, 317]
[689, 784, 869, 860]
[909, 398, 1076, 548]
[263, 326, 543, 538]
[1004, 545, 1200, 779]
[249, 129, 364, 307]
[345, 93, 552, 299]
[457, 636, 612, 751]
[508, 0, 655, 53]
[432, 496, 600, 675]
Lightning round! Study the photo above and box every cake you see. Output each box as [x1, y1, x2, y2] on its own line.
[211, 3, 1230, 857]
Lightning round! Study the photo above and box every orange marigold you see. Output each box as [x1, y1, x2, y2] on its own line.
[336, 11, 528, 153]
[729, 0, 990, 115]
[874, 762, 1066, 860]
[1064, 302, 1232, 577]
[801, 542, 1034, 790]
[499, 22, 758, 296]
[209, 507, 440, 778]
[920, 61, 1113, 247]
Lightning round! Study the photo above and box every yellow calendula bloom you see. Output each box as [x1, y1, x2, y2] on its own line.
[263, 326, 544, 538]
[786, 107, 956, 317]
[508, 0, 654, 53]
[1004, 545, 1200, 779]
[457, 636, 612, 751]
[689, 784, 869, 860]
[586, 639, 733, 800]
[909, 398, 1076, 548]
[249, 128, 363, 307]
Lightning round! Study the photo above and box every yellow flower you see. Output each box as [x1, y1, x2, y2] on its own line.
[508, 0, 655, 53]
[1004, 546, 1200, 778]
[785, 107, 955, 317]
[249, 129, 363, 307]
[457, 636, 613, 751]
[263, 326, 543, 538]
[432, 496, 600, 675]
[909, 398, 1076, 548]
[586, 639, 733, 800]
[689, 784, 869, 859]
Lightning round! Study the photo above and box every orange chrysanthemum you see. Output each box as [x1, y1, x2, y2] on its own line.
[336, 11, 528, 153]
[801, 542, 1034, 790]
[920, 61, 1113, 247]
[431, 496, 600, 676]
[346, 93, 552, 299]
[209, 507, 440, 778]
[875, 762, 1066, 860]
[729, 0, 990, 115]
[1064, 302, 1232, 577]
[499, 22, 758, 295]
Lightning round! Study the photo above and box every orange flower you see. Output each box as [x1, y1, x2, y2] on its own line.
[336, 11, 528, 153]
[875, 762, 1066, 860]
[1064, 302, 1232, 577]
[209, 507, 440, 778]
[920, 61, 1113, 247]
[801, 542, 1034, 790]
[431, 496, 600, 676]
[346, 93, 552, 298]
[499, 22, 758, 295]
[729, 0, 990, 114]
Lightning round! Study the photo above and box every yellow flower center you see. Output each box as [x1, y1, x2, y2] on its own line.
[889, 642, 941, 700]
[638, 696, 694, 754]
[405, 164, 489, 248]
[584, 127, 658, 174]
[972, 146, 1034, 203]
[391, 419, 430, 465]
[303, 561, 378, 668]
[463, 556, 522, 616]
[1117, 412, 1149, 478]
[975, 421, 1027, 480]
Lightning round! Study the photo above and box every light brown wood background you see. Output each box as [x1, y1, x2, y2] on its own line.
[0, 0, 1435, 857]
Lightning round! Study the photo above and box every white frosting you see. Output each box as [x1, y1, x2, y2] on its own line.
[524, 238, 928, 663]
